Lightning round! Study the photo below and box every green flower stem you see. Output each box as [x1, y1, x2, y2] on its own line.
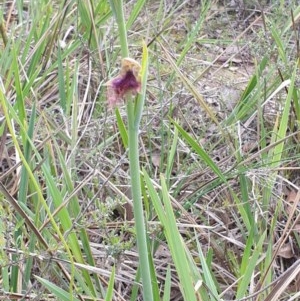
[127, 100, 153, 301]
[108, 1, 153, 300]
[109, 0, 128, 58]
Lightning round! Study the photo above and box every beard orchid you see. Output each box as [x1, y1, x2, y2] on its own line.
[106, 58, 141, 107]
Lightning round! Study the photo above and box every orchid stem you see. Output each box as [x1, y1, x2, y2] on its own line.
[108, 1, 153, 301]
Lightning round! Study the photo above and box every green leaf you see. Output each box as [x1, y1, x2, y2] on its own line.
[163, 265, 171, 301]
[172, 119, 227, 183]
[116, 108, 128, 148]
[236, 231, 267, 299]
[143, 170, 199, 301]
[105, 265, 115, 301]
[35, 276, 81, 301]
[126, 0, 146, 30]
[196, 241, 219, 299]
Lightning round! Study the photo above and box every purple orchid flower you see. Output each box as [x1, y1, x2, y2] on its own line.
[106, 58, 141, 107]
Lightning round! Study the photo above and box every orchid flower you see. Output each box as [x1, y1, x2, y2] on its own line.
[106, 57, 141, 107]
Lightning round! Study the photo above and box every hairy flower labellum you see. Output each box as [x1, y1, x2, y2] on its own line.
[106, 58, 141, 107]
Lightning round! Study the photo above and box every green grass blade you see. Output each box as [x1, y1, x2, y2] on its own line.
[35, 276, 81, 301]
[134, 41, 149, 127]
[270, 66, 296, 168]
[126, 0, 146, 30]
[162, 43, 219, 125]
[25, 14, 50, 78]
[148, 240, 161, 301]
[262, 62, 296, 210]
[105, 265, 115, 301]
[172, 119, 226, 183]
[116, 108, 128, 148]
[236, 231, 266, 299]
[162, 265, 171, 301]
[41, 162, 96, 296]
[143, 170, 199, 301]
[53, 139, 102, 296]
[225, 57, 268, 124]
[20, 103, 37, 288]
[196, 241, 219, 299]
[176, 0, 210, 67]
[57, 45, 67, 113]
[269, 20, 287, 65]
[237, 173, 252, 232]
[130, 267, 141, 301]
[0, 203, 9, 291]
[12, 48, 26, 130]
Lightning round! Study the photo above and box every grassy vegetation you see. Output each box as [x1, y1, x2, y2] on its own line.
[0, 0, 300, 300]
